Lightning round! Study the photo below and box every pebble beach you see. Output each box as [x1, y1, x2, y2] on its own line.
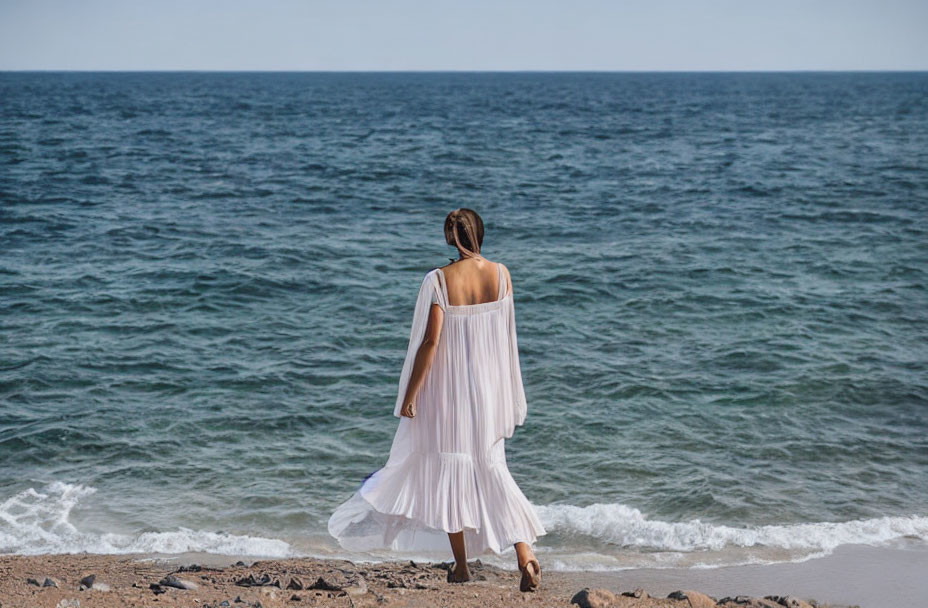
[0, 553, 858, 608]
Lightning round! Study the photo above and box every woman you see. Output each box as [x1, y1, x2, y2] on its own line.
[328, 208, 545, 592]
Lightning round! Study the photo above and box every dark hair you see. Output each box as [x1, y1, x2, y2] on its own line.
[444, 208, 484, 261]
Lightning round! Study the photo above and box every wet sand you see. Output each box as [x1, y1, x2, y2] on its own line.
[572, 543, 927, 608]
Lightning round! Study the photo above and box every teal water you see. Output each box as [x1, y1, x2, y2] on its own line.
[1, 72, 927, 569]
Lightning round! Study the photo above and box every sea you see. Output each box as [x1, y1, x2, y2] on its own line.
[1, 72, 926, 571]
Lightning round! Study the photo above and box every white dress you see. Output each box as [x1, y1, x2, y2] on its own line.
[328, 262, 547, 557]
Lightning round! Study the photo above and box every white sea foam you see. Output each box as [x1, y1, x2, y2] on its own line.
[2, 482, 926, 567]
[0, 482, 291, 557]
[535, 502, 928, 555]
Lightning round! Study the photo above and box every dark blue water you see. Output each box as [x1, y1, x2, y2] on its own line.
[1, 72, 927, 569]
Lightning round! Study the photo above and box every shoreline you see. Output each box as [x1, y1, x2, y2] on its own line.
[4, 545, 921, 608]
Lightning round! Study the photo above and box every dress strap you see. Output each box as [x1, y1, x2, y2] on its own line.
[496, 263, 506, 300]
[435, 268, 450, 306]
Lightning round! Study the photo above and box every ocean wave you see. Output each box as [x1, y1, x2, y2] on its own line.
[3, 483, 926, 567]
[536, 502, 928, 555]
[0, 482, 291, 557]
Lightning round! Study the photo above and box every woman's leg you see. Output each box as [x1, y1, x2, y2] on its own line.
[514, 541, 541, 591]
[514, 541, 534, 568]
[447, 531, 471, 582]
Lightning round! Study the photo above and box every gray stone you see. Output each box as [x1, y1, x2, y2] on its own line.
[235, 573, 273, 587]
[56, 601, 80, 608]
[570, 587, 616, 608]
[621, 587, 648, 599]
[159, 574, 198, 590]
[765, 596, 815, 608]
[78, 575, 95, 590]
[90, 583, 110, 592]
[668, 589, 717, 608]
[44, 577, 59, 588]
[307, 576, 341, 591]
[718, 597, 780, 608]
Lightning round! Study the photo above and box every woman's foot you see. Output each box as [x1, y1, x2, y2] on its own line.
[447, 561, 471, 583]
[518, 557, 541, 592]
[514, 542, 541, 592]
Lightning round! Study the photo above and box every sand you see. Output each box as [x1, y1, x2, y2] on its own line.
[572, 543, 928, 608]
[0, 551, 875, 608]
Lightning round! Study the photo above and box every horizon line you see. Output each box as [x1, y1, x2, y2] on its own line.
[2, 68, 928, 74]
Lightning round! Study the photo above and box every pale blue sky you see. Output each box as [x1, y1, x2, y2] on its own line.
[1, 0, 926, 71]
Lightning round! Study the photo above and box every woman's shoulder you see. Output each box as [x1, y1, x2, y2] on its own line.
[431, 259, 511, 280]
[436, 258, 503, 270]
[431, 261, 456, 277]
[497, 262, 512, 295]
[422, 266, 444, 285]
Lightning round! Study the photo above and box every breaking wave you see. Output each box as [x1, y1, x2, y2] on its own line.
[0, 482, 292, 557]
[2, 483, 925, 568]
[537, 502, 928, 556]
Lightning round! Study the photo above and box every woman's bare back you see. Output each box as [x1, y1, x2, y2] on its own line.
[440, 258, 512, 306]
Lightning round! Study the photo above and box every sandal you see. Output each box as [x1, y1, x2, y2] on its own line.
[519, 557, 541, 592]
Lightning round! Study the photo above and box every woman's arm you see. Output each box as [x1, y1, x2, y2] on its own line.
[399, 302, 444, 418]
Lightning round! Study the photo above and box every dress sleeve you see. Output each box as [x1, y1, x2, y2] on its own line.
[507, 294, 529, 428]
[393, 270, 443, 417]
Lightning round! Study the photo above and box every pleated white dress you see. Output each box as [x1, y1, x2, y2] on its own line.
[328, 262, 547, 557]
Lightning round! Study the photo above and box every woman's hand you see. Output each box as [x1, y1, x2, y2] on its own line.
[400, 401, 416, 418]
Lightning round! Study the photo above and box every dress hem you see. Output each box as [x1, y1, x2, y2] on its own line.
[351, 485, 546, 556]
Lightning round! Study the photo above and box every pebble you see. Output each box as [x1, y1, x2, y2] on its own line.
[764, 596, 815, 608]
[78, 574, 95, 591]
[570, 587, 616, 608]
[668, 590, 717, 608]
[235, 573, 274, 587]
[622, 587, 648, 599]
[719, 596, 782, 607]
[160, 574, 199, 590]
[307, 576, 342, 591]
